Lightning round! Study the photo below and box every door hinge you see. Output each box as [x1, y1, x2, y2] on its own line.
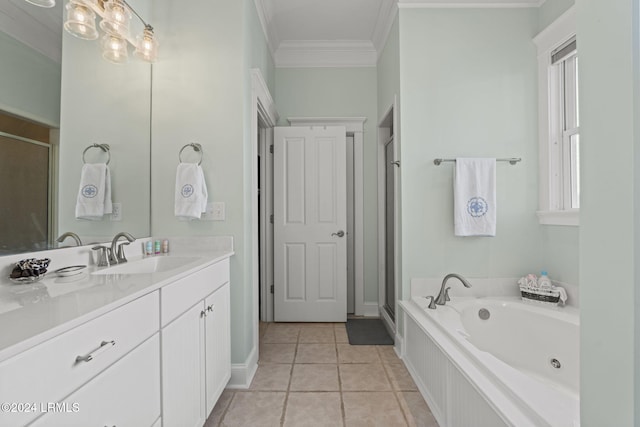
[270, 214, 274, 224]
[270, 145, 274, 154]
[270, 284, 274, 294]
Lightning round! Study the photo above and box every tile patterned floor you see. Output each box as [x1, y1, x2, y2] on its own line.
[205, 322, 439, 427]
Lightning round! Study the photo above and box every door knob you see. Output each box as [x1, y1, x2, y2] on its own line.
[332, 230, 345, 237]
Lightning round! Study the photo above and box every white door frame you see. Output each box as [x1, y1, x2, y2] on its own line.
[287, 116, 366, 316]
[377, 97, 401, 336]
[251, 69, 278, 363]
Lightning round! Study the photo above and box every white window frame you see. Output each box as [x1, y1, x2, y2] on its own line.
[534, 6, 579, 226]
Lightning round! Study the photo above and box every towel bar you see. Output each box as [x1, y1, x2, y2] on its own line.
[82, 144, 111, 165]
[433, 157, 521, 166]
[179, 143, 203, 165]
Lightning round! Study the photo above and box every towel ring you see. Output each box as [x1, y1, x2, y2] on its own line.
[179, 143, 203, 165]
[82, 144, 111, 165]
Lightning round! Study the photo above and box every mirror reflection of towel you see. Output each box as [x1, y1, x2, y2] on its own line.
[175, 163, 208, 220]
[454, 158, 496, 236]
[75, 163, 112, 220]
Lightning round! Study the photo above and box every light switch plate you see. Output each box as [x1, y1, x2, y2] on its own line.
[111, 203, 122, 221]
[202, 202, 225, 221]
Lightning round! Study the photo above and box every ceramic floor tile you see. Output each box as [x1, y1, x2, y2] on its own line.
[385, 363, 418, 391]
[295, 343, 337, 364]
[289, 364, 339, 391]
[249, 363, 292, 391]
[334, 327, 349, 343]
[397, 392, 439, 427]
[262, 324, 300, 344]
[259, 322, 269, 339]
[221, 391, 286, 427]
[339, 363, 391, 391]
[283, 392, 343, 427]
[204, 389, 234, 426]
[377, 346, 402, 364]
[343, 392, 407, 427]
[299, 327, 335, 343]
[298, 322, 336, 328]
[337, 344, 380, 363]
[259, 343, 296, 364]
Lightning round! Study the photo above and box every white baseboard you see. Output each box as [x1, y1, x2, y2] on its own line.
[363, 302, 380, 317]
[394, 332, 404, 359]
[226, 345, 258, 389]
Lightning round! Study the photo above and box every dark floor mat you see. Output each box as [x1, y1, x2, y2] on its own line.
[345, 318, 394, 345]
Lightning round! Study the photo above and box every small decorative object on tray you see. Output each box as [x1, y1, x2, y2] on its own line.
[517, 272, 567, 306]
[9, 258, 51, 283]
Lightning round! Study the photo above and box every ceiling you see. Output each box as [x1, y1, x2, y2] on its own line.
[0, 0, 63, 63]
[0, 0, 544, 66]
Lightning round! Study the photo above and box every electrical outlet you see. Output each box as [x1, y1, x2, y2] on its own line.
[111, 203, 122, 221]
[211, 202, 225, 221]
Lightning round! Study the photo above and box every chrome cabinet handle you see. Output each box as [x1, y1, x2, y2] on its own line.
[75, 340, 116, 363]
[207, 305, 214, 313]
[200, 310, 207, 318]
[331, 230, 345, 238]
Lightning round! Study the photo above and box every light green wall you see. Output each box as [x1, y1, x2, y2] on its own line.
[398, 8, 540, 299]
[274, 67, 379, 302]
[151, 0, 248, 363]
[578, 0, 639, 424]
[538, 0, 575, 33]
[378, 14, 400, 117]
[0, 31, 60, 127]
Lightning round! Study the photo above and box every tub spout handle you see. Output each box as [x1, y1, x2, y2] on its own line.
[424, 296, 437, 309]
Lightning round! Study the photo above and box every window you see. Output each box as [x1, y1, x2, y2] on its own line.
[534, 6, 579, 226]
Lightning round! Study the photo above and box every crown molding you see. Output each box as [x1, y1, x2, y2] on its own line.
[253, 0, 278, 58]
[275, 41, 377, 68]
[398, 0, 543, 8]
[371, 0, 399, 55]
[287, 117, 367, 133]
[0, 3, 62, 63]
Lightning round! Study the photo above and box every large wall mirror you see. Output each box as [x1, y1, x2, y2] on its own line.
[0, 0, 151, 255]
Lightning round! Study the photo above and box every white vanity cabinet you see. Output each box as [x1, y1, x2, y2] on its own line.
[161, 259, 231, 427]
[0, 291, 160, 427]
[31, 334, 161, 427]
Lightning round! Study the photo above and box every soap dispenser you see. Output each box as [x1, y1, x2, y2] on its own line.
[538, 271, 552, 288]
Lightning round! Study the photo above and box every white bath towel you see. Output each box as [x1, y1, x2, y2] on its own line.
[454, 158, 496, 236]
[175, 163, 208, 220]
[75, 163, 112, 220]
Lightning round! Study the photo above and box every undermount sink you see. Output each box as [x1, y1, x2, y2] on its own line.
[92, 256, 200, 275]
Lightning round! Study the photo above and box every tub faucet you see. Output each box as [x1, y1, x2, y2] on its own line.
[56, 232, 82, 247]
[435, 273, 472, 305]
[110, 232, 136, 264]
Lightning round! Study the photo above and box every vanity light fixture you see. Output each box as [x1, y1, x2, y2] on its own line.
[63, 0, 158, 64]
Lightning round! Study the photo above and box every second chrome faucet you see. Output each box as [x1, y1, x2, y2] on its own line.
[425, 273, 472, 309]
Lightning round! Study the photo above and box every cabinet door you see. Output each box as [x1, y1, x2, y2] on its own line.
[31, 334, 161, 427]
[162, 302, 206, 427]
[204, 282, 231, 415]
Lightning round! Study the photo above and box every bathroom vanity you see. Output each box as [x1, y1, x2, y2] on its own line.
[0, 239, 233, 427]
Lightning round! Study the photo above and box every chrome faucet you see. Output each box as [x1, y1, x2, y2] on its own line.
[434, 273, 472, 305]
[110, 232, 136, 264]
[56, 232, 82, 247]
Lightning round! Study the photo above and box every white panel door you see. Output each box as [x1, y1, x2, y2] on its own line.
[274, 126, 347, 322]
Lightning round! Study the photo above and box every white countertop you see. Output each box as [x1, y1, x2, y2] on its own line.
[0, 237, 234, 363]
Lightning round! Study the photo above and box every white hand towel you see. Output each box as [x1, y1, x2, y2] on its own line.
[75, 163, 112, 220]
[175, 163, 208, 220]
[454, 158, 496, 236]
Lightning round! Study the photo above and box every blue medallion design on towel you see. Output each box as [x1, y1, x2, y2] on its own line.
[81, 184, 98, 198]
[467, 197, 488, 217]
[181, 184, 194, 198]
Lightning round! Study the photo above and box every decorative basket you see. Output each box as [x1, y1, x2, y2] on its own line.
[519, 284, 561, 305]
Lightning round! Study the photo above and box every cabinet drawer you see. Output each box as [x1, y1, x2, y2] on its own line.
[31, 334, 161, 427]
[161, 258, 229, 327]
[0, 291, 159, 426]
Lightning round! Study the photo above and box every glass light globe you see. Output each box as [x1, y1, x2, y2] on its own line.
[134, 26, 158, 63]
[24, 0, 56, 7]
[64, 0, 98, 40]
[99, 0, 131, 38]
[101, 34, 128, 64]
